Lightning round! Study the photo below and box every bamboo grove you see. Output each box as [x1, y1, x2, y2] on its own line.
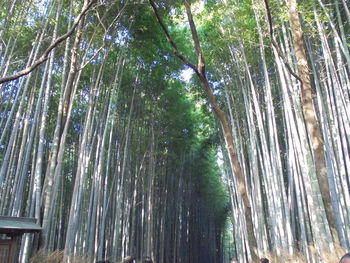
[0, 0, 349, 263]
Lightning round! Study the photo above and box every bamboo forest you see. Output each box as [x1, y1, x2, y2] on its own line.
[0, 0, 349, 262]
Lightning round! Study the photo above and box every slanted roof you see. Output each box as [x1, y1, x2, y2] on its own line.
[0, 216, 42, 235]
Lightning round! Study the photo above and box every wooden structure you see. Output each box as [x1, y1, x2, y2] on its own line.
[0, 216, 41, 263]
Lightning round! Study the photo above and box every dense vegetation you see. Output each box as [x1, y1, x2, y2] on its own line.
[0, 0, 349, 262]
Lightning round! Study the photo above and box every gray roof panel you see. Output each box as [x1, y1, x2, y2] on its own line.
[0, 216, 42, 234]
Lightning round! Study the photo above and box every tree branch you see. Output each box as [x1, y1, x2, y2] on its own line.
[263, 0, 302, 84]
[0, 0, 96, 85]
[182, 0, 205, 75]
[148, 0, 198, 73]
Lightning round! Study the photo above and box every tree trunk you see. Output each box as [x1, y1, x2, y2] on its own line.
[286, 0, 340, 247]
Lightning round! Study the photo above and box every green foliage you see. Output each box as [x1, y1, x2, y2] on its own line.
[192, 139, 228, 215]
[156, 81, 195, 150]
